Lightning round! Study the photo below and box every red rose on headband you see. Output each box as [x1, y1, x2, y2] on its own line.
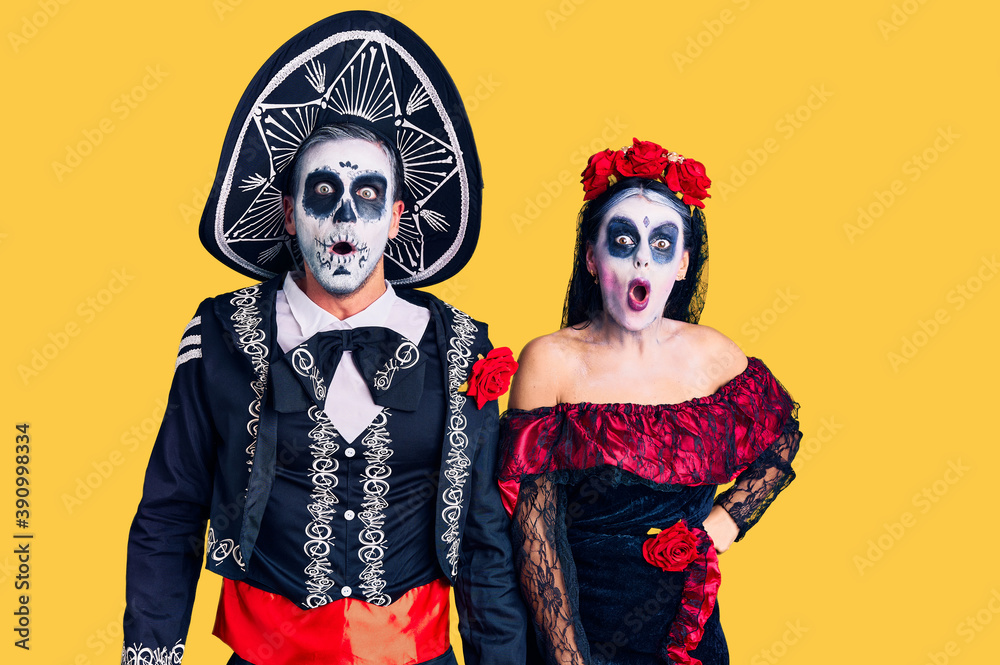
[643, 520, 700, 572]
[666, 158, 712, 209]
[580, 139, 711, 208]
[465, 347, 519, 409]
[618, 138, 669, 179]
[581, 150, 621, 201]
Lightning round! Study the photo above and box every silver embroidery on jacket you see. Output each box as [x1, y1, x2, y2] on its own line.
[229, 285, 269, 478]
[358, 411, 393, 605]
[441, 306, 477, 576]
[121, 640, 184, 665]
[175, 315, 202, 369]
[303, 405, 341, 608]
[206, 527, 244, 569]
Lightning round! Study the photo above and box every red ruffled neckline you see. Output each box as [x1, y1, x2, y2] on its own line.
[498, 357, 796, 489]
[506, 357, 768, 416]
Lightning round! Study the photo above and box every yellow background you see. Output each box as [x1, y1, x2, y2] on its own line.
[3, 0, 999, 663]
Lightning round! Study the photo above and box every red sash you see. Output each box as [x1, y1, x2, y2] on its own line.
[214, 578, 451, 665]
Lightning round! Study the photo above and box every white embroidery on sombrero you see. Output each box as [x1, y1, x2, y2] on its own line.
[239, 172, 268, 192]
[406, 83, 430, 115]
[390, 207, 448, 272]
[226, 184, 284, 242]
[267, 106, 321, 175]
[214, 29, 471, 287]
[397, 125, 456, 202]
[329, 46, 397, 123]
[419, 208, 447, 233]
[304, 59, 327, 94]
[257, 241, 287, 264]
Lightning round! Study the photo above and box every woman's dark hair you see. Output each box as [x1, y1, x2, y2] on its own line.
[562, 177, 709, 328]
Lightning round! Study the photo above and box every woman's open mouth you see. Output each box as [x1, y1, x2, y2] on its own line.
[627, 279, 650, 312]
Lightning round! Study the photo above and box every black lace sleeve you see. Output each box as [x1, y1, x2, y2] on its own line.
[714, 417, 802, 541]
[512, 475, 591, 665]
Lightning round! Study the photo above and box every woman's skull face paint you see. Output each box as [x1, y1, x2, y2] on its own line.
[589, 195, 689, 331]
[286, 137, 398, 295]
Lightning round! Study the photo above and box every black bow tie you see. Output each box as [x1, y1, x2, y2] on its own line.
[272, 327, 425, 412]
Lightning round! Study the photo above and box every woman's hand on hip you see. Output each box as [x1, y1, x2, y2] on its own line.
[703, 505, 739, 554]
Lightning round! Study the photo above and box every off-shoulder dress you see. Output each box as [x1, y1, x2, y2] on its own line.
[498, 358, 801, 665]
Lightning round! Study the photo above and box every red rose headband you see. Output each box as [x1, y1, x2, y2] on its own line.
[580, 138, 712, 209]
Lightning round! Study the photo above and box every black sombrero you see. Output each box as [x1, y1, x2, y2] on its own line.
[199, 11, 482, 288]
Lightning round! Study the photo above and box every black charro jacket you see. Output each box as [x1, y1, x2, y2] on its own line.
[123, 276, 526, 665]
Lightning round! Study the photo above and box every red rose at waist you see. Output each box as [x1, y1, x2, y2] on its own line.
[643, 520, 700, 572]
[465, 347, 519, 409]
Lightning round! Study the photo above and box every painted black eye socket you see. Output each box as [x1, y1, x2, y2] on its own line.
[357, 185, 378, 200]
[314, 182, 335, 195]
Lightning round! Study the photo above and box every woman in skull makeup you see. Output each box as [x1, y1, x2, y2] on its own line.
[498, 140, 803, 665]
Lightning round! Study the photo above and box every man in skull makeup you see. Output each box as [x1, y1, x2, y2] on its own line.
[123, 13, 526, 665]
[283, 125, 406, 301]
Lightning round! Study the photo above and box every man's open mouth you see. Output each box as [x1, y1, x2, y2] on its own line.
[316, 235, 369, 270]
[331, 241, 354, 255]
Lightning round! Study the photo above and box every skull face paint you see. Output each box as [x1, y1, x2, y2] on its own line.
[588, 195, 689, 332]
[285, 137, 399, 295]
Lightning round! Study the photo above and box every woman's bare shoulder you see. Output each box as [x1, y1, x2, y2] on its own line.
[676, 323, 749, 392]
[508, 327, 587, 410]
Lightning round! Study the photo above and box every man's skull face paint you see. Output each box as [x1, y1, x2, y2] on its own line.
[287, 137, 398, 295]
[589, 195, 689, 332]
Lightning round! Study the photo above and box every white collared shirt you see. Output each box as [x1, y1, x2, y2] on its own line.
[275, 272, 430, 443]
